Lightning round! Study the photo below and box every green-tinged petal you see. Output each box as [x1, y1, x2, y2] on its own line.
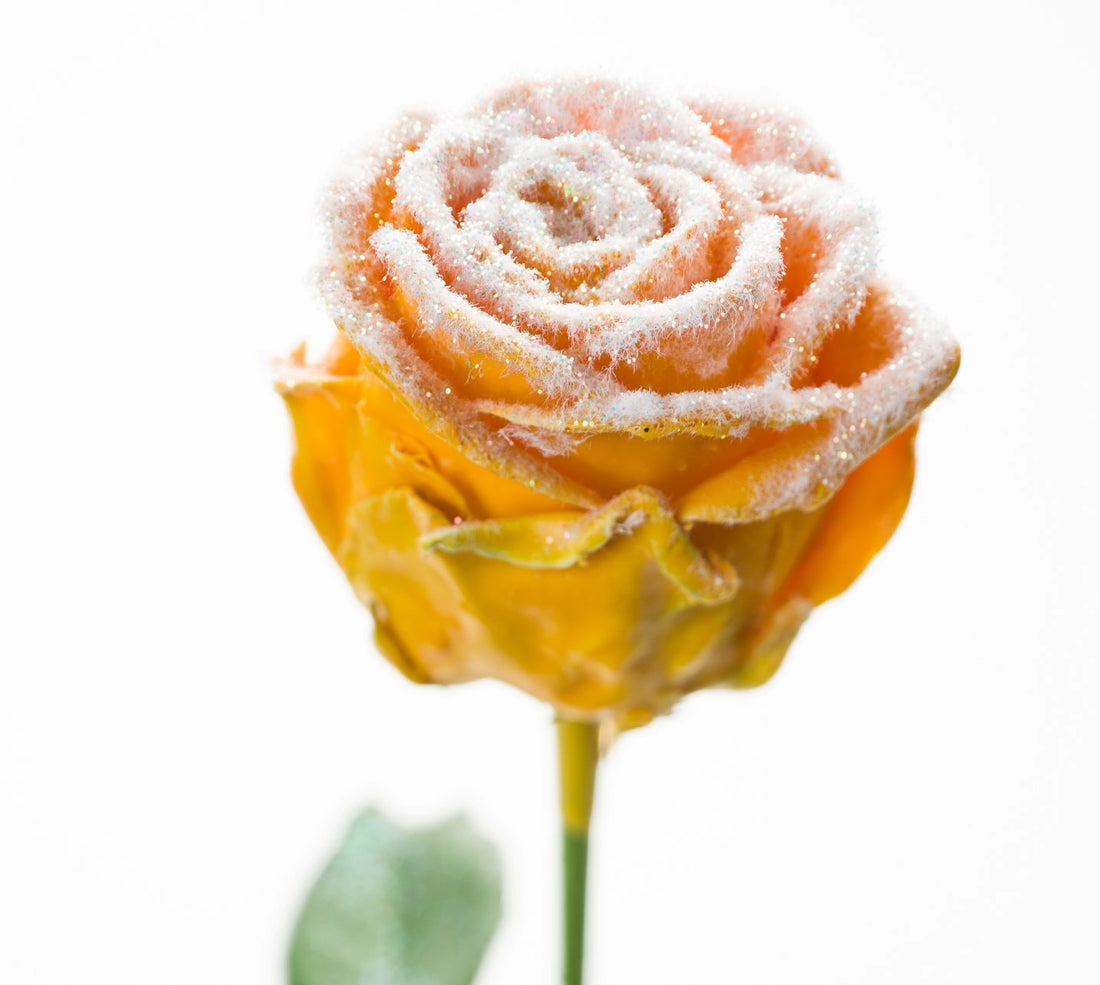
[422, 486, 739, 602]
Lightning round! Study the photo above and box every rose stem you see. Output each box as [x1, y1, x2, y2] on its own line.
[558, 718, 599, 985]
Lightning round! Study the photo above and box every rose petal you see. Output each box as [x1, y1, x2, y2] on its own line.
[338, 486, 763, 720]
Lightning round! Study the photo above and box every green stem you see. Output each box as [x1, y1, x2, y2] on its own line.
[563, 827, 589, 985]
[558, 720, 599, 985]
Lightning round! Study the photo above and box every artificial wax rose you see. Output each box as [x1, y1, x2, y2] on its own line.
[279, 78, 959, 729]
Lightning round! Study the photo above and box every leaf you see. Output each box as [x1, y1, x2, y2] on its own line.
[289, 809, 502, 985]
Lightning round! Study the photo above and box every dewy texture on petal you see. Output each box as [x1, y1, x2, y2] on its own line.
[280, 77, 959, 726]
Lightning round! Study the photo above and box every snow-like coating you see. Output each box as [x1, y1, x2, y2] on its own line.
[320, 78, 959, 517]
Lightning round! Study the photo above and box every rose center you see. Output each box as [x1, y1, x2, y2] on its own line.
[457, 133, 666, 300]
[529, 182, 599, 246]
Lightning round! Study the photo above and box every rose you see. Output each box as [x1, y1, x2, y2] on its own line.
[279, 78, 959, 730]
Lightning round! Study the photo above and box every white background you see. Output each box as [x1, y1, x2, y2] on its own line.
[2, 0, 1097, 982]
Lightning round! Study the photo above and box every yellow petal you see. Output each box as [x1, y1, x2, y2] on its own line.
[423, 487, 737, 598]
[278, 367, 472, 550]
[278, 367, 366, 554]
[348, 336, 578, 518]
[727, 596, 814, 689]
[335, 486, 750, 721]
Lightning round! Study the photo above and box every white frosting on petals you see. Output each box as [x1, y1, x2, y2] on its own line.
[320, 78, 960, 516]
[685, 99, 842, 176]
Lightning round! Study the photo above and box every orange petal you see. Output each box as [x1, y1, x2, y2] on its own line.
[777, 422, 918, 607]
[675, 422, 834, 523]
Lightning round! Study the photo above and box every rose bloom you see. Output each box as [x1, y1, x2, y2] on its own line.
[279, 78, 959, 731]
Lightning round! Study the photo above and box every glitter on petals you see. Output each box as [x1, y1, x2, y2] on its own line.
[320, 78, 960, 518]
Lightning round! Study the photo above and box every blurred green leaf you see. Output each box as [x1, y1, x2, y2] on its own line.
[289, 809, 502, 985]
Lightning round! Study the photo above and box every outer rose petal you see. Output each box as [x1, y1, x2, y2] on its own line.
[278, 334, 565, 528]
[720, 424, 919, 689]
[278, 341, 366, 553]
[332, 484, 819, 722]
[778, 424, 918, 607]
[280, 340, 934, 722]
